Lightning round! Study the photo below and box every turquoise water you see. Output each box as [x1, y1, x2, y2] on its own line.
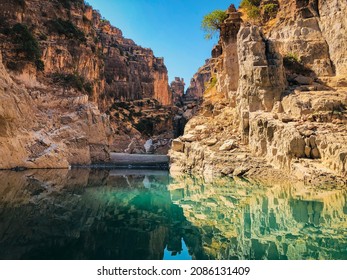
[0, 169, 346, 260]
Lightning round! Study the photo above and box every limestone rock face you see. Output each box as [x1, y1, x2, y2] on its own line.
[268, 0, 347, 77]
[317, 0, 347, 76]
[214, 5, 242, 102]
[237, 26, 286, 143]
[170, 1, 347, 184]
[0, 0, 172, 107]
[0, 0, 175, 168]
[0, 50, 112, 169]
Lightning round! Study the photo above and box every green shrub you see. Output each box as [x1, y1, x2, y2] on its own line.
[240, 0, 261, 8]
[83, 82, 93, 95]
[82, 15, 90, 23]
[241, 0, 261, 20]
[205, 76, 217, 91]
[47, 19, 86, 42]
[284, 52, 300, 63]
[35, 60, 45, 71]
[39, 33, 48, 40]
[8, 23, 44, 71]
[248, 6, 261, 19]
[60, 0, 83, 9]
[135, 119, 154, 136]
[52, 73, 92, 93]
[263, 3, 279, 19]
[14, 0, 25, 8]
[201, 10, 228, 40]
[11, 23, 41, 61]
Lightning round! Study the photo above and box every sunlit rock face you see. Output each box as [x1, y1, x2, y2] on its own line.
[168, 176, 347, 260]
[170, 1, 347, 182]
[0, 0, 174, 168]
[186, 60, 212, 99]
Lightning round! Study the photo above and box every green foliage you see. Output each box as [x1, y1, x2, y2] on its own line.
[134, 118, 154, 136]
[82, 15, 90, 23]
[201, 10, 228, 40]
[35, 60, 45, 71]
[283, 53, 313, 76]
[248, 6, 261, 19]
[205, 76, 217, 92]
[263, 3, 279, 18]
[240, 0, 261, 20]
[47, 19, 86, 42]
[60, 0, 83, 9]
[52, 73, 93, 94]
[83, 82, 93, 95]
[39, 33, 48, 40]
[240, 0, 261, 8]
[7, 23, 44, 71]
[11, 23, 41, 61]
[284, 52, 300, 63]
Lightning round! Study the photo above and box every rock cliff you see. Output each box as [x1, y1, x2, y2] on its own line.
[0, 0, 174, 169]
[186, 59, 212, 99]
[170, 1, 347, 185]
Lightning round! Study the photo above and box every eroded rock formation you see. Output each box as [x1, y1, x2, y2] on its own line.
[186, 59, 212, 99]
[170, 1, 347, 185]
[0, 0, 175, 168]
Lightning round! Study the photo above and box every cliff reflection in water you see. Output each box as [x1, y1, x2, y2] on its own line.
[0, 169, 346, 260]
[169, 176, 347, 260]
[0, 169, 201, 260]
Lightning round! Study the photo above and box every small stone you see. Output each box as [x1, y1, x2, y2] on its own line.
[144, 139, 154, 154]
[281, 115, 294, 123]
[171, 140, 185, 152]
[206, 138, 218, 146]
[219, 140, 237, 151]
[181, 133, 196, 142]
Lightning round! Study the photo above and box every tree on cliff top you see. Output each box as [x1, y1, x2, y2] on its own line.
[201, 10, 228, 40]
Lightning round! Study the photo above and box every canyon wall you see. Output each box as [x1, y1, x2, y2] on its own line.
[0, 0, 174, 169]
[170, 1, 347, 184]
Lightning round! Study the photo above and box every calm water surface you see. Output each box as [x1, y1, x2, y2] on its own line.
[0, 169, 346, 260]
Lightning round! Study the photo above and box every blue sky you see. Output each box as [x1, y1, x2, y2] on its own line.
[87, 0, 241, 90]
